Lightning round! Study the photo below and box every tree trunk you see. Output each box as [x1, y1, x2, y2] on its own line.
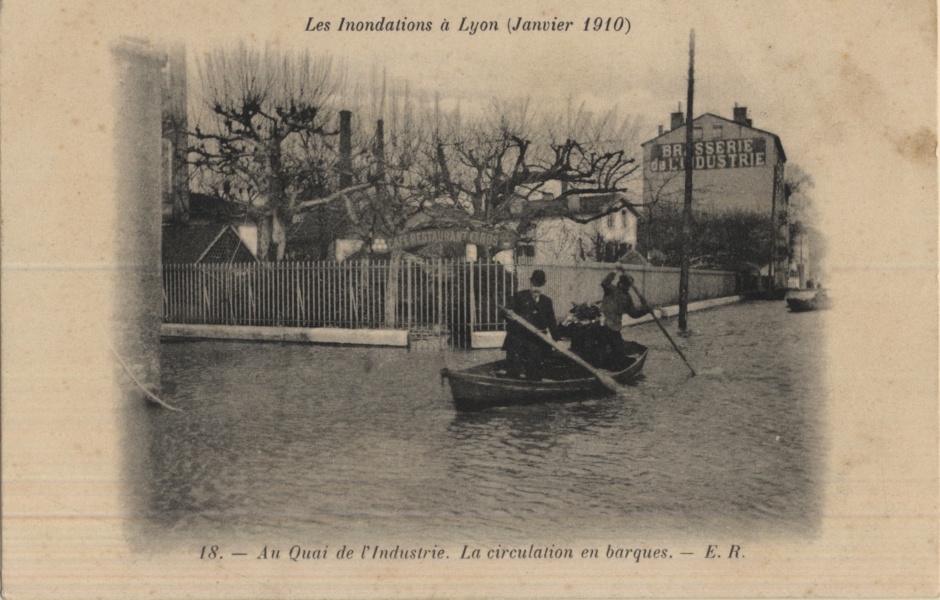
[384, 249, 402, 327]
[257, 214, 273, 261]
[266, 131, 288, 261]
[272, 210, 287, 260]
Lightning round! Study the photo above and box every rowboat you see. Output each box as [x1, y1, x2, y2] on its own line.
[785, 289, 831, 312]
[441, 341, 648, 411]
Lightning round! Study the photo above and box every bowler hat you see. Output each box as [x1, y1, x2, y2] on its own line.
[530, 269, 546, 287]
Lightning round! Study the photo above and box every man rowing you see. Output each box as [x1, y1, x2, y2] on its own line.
[501, 269, 559, 380]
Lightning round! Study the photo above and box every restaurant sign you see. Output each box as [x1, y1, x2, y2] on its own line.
[390, 229, 515, 250]
[649, 138, 767, 172]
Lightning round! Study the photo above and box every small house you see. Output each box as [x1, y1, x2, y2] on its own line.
[162, 223, 257, 264]
[511, 190, 641, 263]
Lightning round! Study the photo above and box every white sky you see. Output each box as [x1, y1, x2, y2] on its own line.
[169, 0, 937, 275]
[4, 0, 936, 274]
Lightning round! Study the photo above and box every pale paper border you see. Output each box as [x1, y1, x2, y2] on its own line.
[2, 1, 937, 598]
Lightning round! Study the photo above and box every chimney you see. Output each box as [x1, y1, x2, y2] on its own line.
[658, 124, 664, 135]
[374, 119, 385, 176]
[339, 110, 352, 189]
[373, 119, 386, 205]
[670, 111, 684, 130]
[733, 105, 752, 127]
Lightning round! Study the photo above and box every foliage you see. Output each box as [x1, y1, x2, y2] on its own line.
[638, 204, 776, 269]
[783, 164, 823, 267]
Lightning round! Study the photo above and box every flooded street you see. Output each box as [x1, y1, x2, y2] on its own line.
[136, 300, 826, 548]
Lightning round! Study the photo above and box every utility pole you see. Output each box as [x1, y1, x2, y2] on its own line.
[768, 164, 782, 296]
[678, 29, 695, 331]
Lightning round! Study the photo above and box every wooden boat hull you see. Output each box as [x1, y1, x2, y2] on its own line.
[786, 297, 816, 312]
[441, 343, 648, 411]
[786, 290, 831, 312]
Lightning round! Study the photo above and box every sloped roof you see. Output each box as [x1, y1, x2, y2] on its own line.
[188, 192, 251, 221]
[163, 223, 256, 264]
[518, 192, 641, 222]
[288, 202, 353, 244]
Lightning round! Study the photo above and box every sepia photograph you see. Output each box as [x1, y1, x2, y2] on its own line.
[2, 1, 937, 598]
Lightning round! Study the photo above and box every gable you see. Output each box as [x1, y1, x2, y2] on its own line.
[642, 113, 786, 163]
[163, 223, 257, 264]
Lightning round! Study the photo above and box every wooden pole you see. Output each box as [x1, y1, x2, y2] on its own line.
[679, 29, 695, 332]
[768, 164, 780, 295]
[629, 283, 696, 376]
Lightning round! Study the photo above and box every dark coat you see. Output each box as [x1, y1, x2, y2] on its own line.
[502, 288, 559, 379]
[502, 288, 559, 347]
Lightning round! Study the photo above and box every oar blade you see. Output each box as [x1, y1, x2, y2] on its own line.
[597, 371, 622, 393]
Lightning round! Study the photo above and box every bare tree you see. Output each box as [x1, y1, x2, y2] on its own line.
[189, 47, 646, 260]
[429, 99, 642, 245]
[190, 43, 343, 260]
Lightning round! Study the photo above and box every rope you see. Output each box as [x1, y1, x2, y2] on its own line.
[110, 345, 183, 412]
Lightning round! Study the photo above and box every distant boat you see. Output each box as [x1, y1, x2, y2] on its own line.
[785, 288, 831, 312]
[441, 342, 648, 412]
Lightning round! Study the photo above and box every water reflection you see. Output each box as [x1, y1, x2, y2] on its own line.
[137, 301, 826, 546]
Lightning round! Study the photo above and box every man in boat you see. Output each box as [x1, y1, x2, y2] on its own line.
[596, 268, 663, 369]
[502, 269, 560, 380]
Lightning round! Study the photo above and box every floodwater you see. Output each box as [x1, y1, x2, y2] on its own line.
[134, 300, 827, 548]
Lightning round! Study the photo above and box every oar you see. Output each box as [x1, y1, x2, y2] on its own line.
[628, 284, 697, 376]
[498, 305, 624, 393]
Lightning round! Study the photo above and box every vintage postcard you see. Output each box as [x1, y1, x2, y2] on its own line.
[1, 1, 937, 598]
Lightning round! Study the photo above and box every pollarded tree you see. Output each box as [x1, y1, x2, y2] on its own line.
[288, 72, 445, 256]
[428, 99, 643, 245]
[190, 43, 343, 260]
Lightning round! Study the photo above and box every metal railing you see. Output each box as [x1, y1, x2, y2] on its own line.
[164, 260, 738, 347]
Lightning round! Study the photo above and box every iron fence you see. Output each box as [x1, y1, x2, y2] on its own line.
[164, 260, 738, 347]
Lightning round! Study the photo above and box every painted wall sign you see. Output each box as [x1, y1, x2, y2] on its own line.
[648, 138, 767, 172]
[390, 229, 515, 250]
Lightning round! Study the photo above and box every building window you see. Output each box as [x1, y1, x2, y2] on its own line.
[693, 127, 704, 140]
[606, 213, 614, 228]
[515, 244, 535, 259]
[621, 209, 628, 227]
[712, 125, 723, 138]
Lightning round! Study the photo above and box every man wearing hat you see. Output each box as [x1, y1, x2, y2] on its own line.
[600, 268, 659, 330]
[502, 269, 559, 380]
[597, 267, 663, 367]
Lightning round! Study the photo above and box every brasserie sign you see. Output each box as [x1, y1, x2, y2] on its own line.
[649, 138, 767, 172]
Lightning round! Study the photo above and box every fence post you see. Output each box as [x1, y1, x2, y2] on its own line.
[201, 265, 208, 324]
[436, 258, 444, 336]
[469, 260, 477, 333]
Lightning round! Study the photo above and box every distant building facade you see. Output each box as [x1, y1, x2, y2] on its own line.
[509, 189, 641, 264]
[641, 106, 789, 285]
